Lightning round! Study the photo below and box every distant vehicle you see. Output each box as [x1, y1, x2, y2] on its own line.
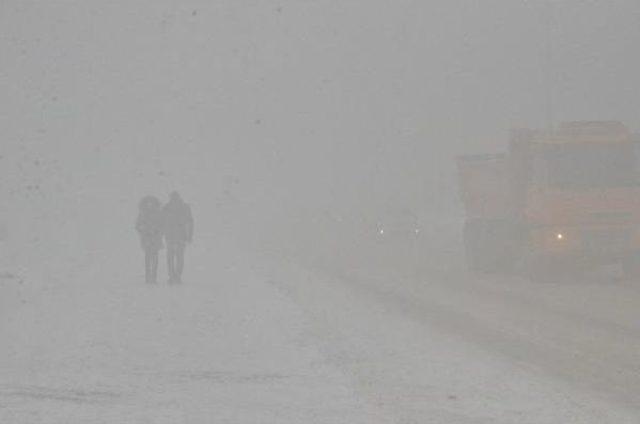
[375, 209, 421, 242]
[457, 121, 640, 277]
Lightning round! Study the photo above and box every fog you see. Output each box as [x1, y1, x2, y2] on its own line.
[3, 1, 640, 422]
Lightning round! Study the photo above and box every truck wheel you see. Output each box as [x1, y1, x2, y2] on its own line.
[463, 221, 489, 272]
[521, 253, 579, 283]
[463, 220, 518, 274]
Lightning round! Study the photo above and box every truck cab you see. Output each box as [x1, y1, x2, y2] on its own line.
[458, 121, 640, 276]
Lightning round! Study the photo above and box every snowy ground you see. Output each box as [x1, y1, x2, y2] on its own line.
[2, 221, 640, 422]
[260, 226, 640, 423]
[0, 229, 379, 423]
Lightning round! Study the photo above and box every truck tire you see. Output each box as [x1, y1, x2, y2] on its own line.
[463, 219, 520, 274]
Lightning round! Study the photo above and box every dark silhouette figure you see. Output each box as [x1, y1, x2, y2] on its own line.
[136, 195, 164, 284]
[162, 191, 193, 284]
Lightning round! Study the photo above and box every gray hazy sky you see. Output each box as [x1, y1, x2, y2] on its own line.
[3, 1, 640, 213]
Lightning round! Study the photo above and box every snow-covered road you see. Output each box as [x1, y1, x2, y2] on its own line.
[260, 240, 640, 423]
[2, 229, 640, 423]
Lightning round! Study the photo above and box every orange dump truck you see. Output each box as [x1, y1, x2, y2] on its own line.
[457, 121, 640, 276]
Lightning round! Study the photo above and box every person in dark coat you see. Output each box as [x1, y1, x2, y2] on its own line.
[136, 195, 164, 284]
[162, 191, 193, 284]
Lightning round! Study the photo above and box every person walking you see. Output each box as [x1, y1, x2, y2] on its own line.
[162, 191, 193, 284]
[135, 195, 164, 284]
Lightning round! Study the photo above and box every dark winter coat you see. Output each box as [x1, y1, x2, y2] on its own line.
[162, 199, 193, 245]
[136, 197, 164, 251]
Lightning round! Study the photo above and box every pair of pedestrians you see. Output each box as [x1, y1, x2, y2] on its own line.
[136, 191, 193, 284]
